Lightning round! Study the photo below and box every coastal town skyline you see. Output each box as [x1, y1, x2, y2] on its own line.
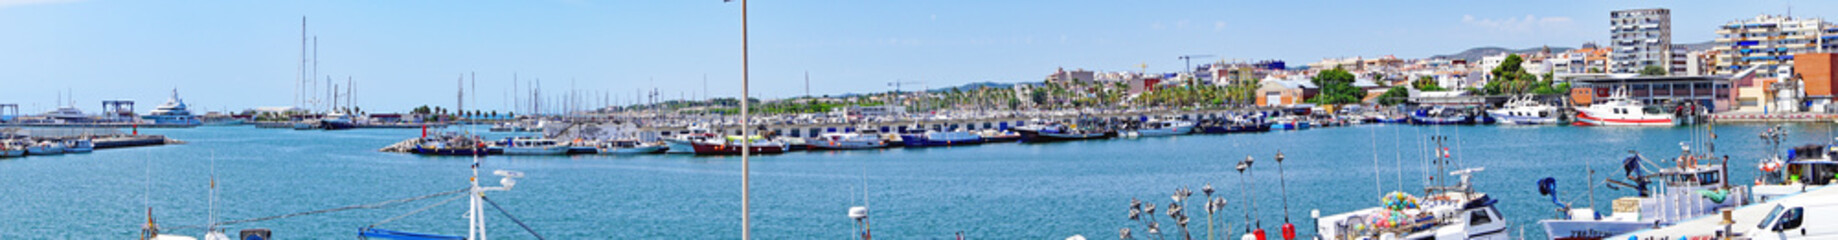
[1, 0, 1833, 112]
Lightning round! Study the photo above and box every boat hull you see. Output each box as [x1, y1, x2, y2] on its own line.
[664, 138, 697, 154]
[690, 143, 787, 155]
[601, 145, 668, 154]
[1486, 112, 1560, 125]
[807, 140, 888, 150]
[1539, 220, 1651, 240]
[0, 150, 22, 157]
[1134, 126, 1193, 137]
[26, 146, 64, 155]
[499, 146, 569, 155]
[1573, 112, 1675, 126]
[1015, 129, 1114, 143]
[899, 135, 986, 147]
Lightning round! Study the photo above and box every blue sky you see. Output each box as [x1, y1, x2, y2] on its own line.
[1, 0, 1833, 113]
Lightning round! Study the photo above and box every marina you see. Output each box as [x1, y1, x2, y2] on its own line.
[5, 123, 1834, 239]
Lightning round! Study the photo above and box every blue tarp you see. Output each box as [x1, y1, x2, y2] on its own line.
[359, 228, 464, 240]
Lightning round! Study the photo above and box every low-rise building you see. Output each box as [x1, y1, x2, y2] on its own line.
[1255, 79, 1317, 107]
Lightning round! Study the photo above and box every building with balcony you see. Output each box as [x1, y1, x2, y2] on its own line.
[1609, 8, 1673, 74]
[1710, 14, 1838, 78]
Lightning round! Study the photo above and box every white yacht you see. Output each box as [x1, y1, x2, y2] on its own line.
[1133, 119, 1195, 137]
[141, 89, 203, 127]
[1485, 96, 1560, 125]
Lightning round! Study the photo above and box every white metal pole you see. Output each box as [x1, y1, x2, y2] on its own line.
[740, 0, 752, 239]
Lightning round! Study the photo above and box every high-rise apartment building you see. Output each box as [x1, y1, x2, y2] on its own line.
[1710, 14, 1838, 78]
[1609, 8, 1672, 74]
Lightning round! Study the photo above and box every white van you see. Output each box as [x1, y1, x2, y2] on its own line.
[1745, 199, 1838, 239]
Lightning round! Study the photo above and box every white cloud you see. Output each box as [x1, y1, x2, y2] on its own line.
[1461, 14, 1574, 34]
[1213, 21, 1227, 31]
[0, 0, 80, 9]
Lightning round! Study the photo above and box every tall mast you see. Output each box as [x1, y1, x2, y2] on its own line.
[313, 36, 319, 112]
[297, 16, 306, 109]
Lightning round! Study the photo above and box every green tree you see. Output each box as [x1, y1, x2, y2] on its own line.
[1639, 65, 1667, 76]
[1308, 67, 1366, 105]
[1377, 86, 1411, 105]
[1413, 76, 1446, 91]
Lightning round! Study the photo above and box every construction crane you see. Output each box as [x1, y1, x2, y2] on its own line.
[1178, 54, 1215, 85]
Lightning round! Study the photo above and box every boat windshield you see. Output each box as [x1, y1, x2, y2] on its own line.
[1643, 106, 1668, 115]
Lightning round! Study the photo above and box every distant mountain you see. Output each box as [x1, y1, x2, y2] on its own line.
[1428, 41, 1718, 61]
[925, 81, 1017, 93]
[1429, 46, 1574, 61]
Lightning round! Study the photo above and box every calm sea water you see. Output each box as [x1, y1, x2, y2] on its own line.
[2, 123, 1833, 239]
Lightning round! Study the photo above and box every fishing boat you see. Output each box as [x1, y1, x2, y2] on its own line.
[1753, 142, 1838, 202]
[1270, 116, 1311, 130]
[1313, 137, 1508, 240]
[1573, 87, 1676, 126]
[139, 89, 203, 127]
[1197, 115, 1271, 133]
[492, 137, 569, 155]
[689, 135, 788, 155]
[808, 132, 889, 150]
[0, 140, 24, 157]
[1538, 149, 1746, 240]
[1013, 122, 1113, 143]
[26, 140, 65, 155]
[900, 130, 986, 147]
[664, 133, 714, 154]
[1133, 119, 1195, 137]
[1409, 106, 1474, 125]
[1486, 96, 1561, 125]
[597, 139, 668, 154]
[64, 138, 93, 153]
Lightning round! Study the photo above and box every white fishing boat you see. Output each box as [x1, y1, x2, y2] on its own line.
[140, 89, 203, 127]
[1574, 87, 1676, 126]
[1314, 137, 1507, 240]
[1753, 139, 1838, 203]
[1133, 119, 1195, 137]
[26, 140, 65, 155]
[1537, 149, 1746, 240]
[1486, 96, 1560, 125]
[494, 137, 569, 155]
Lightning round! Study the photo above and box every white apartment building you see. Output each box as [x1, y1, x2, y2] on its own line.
[1609, 8, 1673, 74]
[1710, 14, 1838, 78]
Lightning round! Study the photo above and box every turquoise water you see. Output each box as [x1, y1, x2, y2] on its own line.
[1, 124, 1832, 239]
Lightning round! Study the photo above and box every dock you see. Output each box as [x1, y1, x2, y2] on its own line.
[1611, 185, 1838, 239]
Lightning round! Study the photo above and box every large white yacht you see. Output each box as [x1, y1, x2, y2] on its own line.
[141, 89, 202, 127]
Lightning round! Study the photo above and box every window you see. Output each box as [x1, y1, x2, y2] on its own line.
[1469, 209, 1495, 226]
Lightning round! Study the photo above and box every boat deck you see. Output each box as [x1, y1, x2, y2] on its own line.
[1612, 185, 1838, 239]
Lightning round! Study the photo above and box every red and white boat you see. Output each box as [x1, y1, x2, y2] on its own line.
[689, 135, 789, 155]
[1574, 88, 1676, 126]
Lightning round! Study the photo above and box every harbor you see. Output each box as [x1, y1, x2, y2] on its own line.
[4, 122, 1833, 239]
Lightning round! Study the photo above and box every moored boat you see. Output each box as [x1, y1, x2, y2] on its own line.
[900, 130, 986, 147]
[1573, 87, 1676, 126]
[139, 89, 203, 127]
[690, 135, 788, 155]
[1314, 136, 1508, 240]
[1538, 149, 1746, 240]
[808, 132, 889, 150]
[1486, 96, 1561, 125]
[26, 141, 65, 155]
[0, 140, 24, 157]
[1409, 106, 1475, 125]
[493, 137, 569, 155]
[1013, 122, 1113, 143]
[1132, 119, 1194, 137]
[597, 139, 668, 154]
[64, 138, 93, 153]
